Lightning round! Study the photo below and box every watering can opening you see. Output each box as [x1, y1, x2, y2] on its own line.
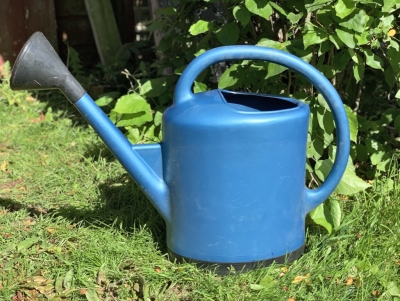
[220, 90, 298, 113]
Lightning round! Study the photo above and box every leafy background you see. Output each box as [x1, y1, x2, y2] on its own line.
[76, 0, 400, 232]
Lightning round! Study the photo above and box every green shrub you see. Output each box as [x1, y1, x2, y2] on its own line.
[101, 0, 400, 231]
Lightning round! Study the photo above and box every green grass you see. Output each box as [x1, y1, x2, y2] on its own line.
[1, 85, 400, 301]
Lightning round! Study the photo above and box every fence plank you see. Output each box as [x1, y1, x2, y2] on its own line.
[84, 0, 122, 66]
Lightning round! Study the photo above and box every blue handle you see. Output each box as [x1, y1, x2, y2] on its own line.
[174, 45, 350, 213]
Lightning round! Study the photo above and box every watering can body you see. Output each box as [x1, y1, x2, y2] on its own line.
[163, 91, 309, 265]
[10, 32, 350, 274]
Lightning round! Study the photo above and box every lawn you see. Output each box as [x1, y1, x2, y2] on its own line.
[1, 78, 400, 300]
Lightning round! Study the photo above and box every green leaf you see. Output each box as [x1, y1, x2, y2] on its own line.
[216, 22, 240, 45]
[307, 137, 324, 160]
[266, 63, 287, 79]
[189, 20, 212, 36]
[303, 23, 328, 49]
[388, 48, 400, 73]
[335, 28, 356, 48]
[233, 6, 251, 27]
[144, 124, 156, 140]
[154, 110, 163, 127]
[329, 35, 343, 49]
[113, 94, 151, 114]
[245, 0, 273, 19]
[155, 6, 177, 15]
[17, 237, 40, 251]
[333, 50, 351, 72]
[356, 144, 368, 161]
[287, 12, 303, 24]
[387, 282, 400, 297]
[362, 49, 384, 70]
[85, 290, 103, 301]
[334, 0, 355, 19]
[382, 0, 397, 12]
[339, 9, 368, 33]
[317, 106, 334, 135]
[394, 115, 400, 134]
[250, 284, 265, 290]
[218, 64, 239, 89]
[344, 105, 358, 142]
[292, 47, 313, 62]
[355, 32, 371, 45]
[316, 159, 370, 195]
[55, 276, 64, 293]
[193, 81, 208, 93]
[269, 2, 287, 16]
[139, 78, 168, 97]
[63, 270, 74, 290]
[126, 127, 141, 143]
[390, 39, 399, 51]
[328, 198, 341, 229]
[259, 275, 277, 288]
[95, 94, 115, 107]
[116, 111, 152, 127]
[380, 15, 395, 32]
[256, 38, 289, 50]
[352, 54, 364, 83]
[317, 93, 331, 111]
[309, 203, 332, 233]
[305, 0, 332, 12]
[147, 21, 162, 31]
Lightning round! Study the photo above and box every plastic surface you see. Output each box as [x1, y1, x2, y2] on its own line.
[10, 32, 85, 102]
[174, 46, 350, 213]
[163, 46, 350, 263]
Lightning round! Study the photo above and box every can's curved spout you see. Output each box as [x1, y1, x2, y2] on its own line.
[10, 32, 171, 223]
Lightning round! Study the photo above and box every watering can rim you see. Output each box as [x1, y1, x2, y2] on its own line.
[215, 89, 308, 115]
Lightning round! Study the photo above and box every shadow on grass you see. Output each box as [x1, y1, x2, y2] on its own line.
[0, 176, 168, 254]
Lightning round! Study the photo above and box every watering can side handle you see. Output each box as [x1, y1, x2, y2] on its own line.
[174, 45, 350, 213]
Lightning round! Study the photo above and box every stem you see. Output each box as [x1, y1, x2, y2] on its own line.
[287, 71, 292, 95]
[353, 76, 364, 115]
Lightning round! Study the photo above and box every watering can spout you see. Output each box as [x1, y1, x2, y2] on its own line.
[10, 32, 171, 223]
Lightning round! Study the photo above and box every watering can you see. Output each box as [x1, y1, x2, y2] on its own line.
[10, 32, 350, 274]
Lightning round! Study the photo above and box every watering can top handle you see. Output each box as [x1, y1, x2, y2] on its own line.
[174, 45, 350, 213]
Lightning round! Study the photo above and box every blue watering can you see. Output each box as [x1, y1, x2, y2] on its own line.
[10, 32, 350, 274]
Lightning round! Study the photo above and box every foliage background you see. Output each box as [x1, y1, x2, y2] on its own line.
[93, 0, 400, 232]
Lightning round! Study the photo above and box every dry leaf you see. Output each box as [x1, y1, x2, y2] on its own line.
[47, 228, 56, 234]
[1, 161, 8, 172]
[346, 277, 354, 286]
[14, 291, 23, 301]
[2, 233, 13, 239]
[23, 218, 36, 226]
[80, 288, 88, 295]
[154, 267, 162, 273]
[388, 29, 396, 37]
[26, 95, 36, 102]
[31, 112, 45, 123]
[292, 273, 310, 284]
[372, 290, 381, 297]
[287, 298, 295, 301]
